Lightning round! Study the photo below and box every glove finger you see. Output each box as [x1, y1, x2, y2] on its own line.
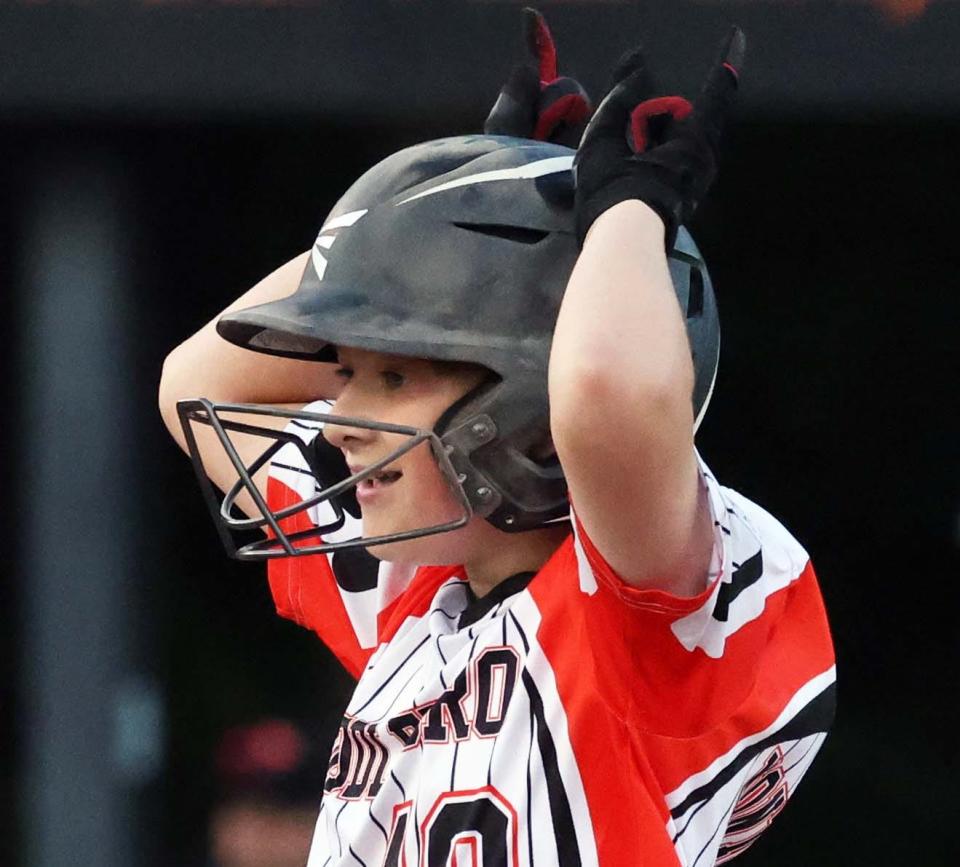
[608, 45, 658, 95]
[522, 7, 558, 82]
[578, 66, 652, 156]
[484, 63, 541, 136]
[535, 78, 593, 146]
[694, 26, 745, 133]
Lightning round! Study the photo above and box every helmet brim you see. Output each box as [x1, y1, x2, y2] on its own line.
[217, 281, 534, 375]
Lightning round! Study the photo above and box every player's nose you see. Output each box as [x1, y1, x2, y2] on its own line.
[321, 413, 378, 451]
[321, 388, 379, 450]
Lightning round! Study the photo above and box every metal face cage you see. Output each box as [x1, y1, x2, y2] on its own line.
[176, 399, 473, 561]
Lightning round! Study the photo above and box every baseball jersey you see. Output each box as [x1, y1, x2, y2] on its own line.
[265, 401, 835, 867]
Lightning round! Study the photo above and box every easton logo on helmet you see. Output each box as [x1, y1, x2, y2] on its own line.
[312, 208, 368, 280]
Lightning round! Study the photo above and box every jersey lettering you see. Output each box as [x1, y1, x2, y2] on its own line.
[385, 646, 521, 752]
[387, 709, 423, 750]
[474, 647, 520, 737]
[325, 717, 390, 800]
[323, 723, 350, 794]
[422, 670, 471, 743]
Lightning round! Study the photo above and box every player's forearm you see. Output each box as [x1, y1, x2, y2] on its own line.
[158, 251, 342, 448]
[549, 200, 695, 436]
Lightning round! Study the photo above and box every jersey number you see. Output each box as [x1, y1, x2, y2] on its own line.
[383, 787, 518, 867]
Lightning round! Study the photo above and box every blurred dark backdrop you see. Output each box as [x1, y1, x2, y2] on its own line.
[2, 2, 958, 866]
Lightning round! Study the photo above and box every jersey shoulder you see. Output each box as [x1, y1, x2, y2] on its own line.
[672, 458, 815, 660]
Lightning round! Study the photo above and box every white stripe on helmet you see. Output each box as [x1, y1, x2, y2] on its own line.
[395, 156, 574, 206]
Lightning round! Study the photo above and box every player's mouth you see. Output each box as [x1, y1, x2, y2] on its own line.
[350, 464, 403, 501]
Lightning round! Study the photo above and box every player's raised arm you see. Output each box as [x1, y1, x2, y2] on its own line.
[158, 251, 344, 510]
[549, 30, 745, 595]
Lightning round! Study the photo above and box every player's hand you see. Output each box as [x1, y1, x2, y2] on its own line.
[573, 27, 745, 247]
[484, 7, 593, 148]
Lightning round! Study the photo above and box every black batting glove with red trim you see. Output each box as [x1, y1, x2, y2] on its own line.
[484, 7, 593, 149]
[573, 27, 745, 247]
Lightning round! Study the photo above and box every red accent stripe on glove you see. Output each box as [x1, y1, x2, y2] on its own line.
[533, 92, 592, 142]
[629, 96, 693, 153]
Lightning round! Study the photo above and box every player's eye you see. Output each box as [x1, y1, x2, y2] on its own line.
[334, 366, 353, 380]
[381, 370, 405, 389]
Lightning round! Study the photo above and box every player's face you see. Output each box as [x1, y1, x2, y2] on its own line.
[322, 347, 489, 563]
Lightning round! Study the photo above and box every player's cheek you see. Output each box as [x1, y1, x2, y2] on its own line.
[401, 470, 436, 523]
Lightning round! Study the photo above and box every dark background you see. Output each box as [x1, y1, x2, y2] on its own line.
[2, 2, 958, 865]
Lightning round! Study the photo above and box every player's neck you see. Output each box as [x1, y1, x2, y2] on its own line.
[464, 524, 569, 598]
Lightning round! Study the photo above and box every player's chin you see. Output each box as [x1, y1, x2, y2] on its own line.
[358, 514, 426, 561]
[362, 532, 448, 564]
[361, 536, 411, 562]
[361, 518, 475, 565]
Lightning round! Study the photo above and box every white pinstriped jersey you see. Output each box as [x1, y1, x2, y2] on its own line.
[265, 402, 835, 867]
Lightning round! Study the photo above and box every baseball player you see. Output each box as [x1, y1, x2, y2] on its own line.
[160, 12, 835, 866]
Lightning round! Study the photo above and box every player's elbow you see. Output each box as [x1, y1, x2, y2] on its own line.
[158, 343, 194, 452]
[550, 357, 694, 454]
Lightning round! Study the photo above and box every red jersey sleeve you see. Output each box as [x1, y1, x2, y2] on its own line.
[529, 453, 835, 864]
[563, 452, 834, 734]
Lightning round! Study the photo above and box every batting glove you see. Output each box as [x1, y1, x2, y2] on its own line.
[573, 27, 745, 247]
[484, 7, 593, 149]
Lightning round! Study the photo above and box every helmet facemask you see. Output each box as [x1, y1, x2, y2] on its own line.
[177, 357, 568, 561]
[177, 398, 474, 561]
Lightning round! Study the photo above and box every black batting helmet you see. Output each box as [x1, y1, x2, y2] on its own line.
[201, 134, 718, 551]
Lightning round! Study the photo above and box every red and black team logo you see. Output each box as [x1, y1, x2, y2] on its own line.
[716, 747, 789, 864]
